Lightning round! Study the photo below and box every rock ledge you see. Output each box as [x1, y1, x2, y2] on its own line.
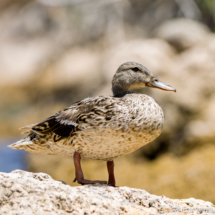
[0, 170, 214, 215]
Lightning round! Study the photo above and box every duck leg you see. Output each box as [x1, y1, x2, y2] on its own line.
[107, 160, 116, 186]
[73, 151, 107, 185]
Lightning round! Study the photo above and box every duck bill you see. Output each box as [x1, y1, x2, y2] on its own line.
[146, 80, 176, 92]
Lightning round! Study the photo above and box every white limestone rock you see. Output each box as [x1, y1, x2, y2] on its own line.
[0, 170, 214, 215]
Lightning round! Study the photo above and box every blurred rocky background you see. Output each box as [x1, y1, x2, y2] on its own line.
[1, 0, 215, 203]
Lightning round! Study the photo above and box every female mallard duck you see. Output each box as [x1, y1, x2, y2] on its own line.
[10, 62, 176, 186]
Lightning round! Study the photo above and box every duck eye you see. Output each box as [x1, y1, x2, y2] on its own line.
[132, 67, 139, 72]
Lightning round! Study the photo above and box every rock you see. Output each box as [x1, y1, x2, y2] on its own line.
[173, 36, 215, 144]
[0, 39, 52, 87]
[154, 18, 210, 52]
[0, 170, 215, 215]
[40, 47, 102, 91]
[185, 95, 215, 142]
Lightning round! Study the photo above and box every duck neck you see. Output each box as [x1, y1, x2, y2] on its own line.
[112, 86, 132, 97]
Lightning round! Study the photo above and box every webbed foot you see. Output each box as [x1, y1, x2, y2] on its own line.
[73, 152, 107, 185]
[73, 177, 107, 185]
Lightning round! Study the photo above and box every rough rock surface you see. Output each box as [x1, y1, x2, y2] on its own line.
[0, 170, 214, 215]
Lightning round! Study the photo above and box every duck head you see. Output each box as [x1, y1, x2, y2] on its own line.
[112, 62, 176, 97]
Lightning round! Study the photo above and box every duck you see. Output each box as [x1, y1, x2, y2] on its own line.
[10, 62, 176, 186]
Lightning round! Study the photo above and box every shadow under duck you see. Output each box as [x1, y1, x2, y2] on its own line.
[10, 62, 176, 186]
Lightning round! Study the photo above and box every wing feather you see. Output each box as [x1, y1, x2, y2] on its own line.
[30, 96, 117, 138]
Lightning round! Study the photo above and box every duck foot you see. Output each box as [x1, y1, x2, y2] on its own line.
[73, 177, 107, 185]
[73, 152, 107, 185]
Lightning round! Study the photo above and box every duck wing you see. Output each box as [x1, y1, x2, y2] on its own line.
[31, 96, 116, 138]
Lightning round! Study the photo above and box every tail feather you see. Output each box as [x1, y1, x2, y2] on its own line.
[9, 136, 54, 154]
[19, 124, 36, 134]
[19, 124, 36, 130]
[9, 122, 57, 155]
[9, 137, 33, 149]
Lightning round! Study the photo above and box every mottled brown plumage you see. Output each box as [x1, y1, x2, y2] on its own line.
[10, 62, 176, 186]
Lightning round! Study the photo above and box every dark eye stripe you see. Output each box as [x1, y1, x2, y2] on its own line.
[132, 67, 139, 72]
